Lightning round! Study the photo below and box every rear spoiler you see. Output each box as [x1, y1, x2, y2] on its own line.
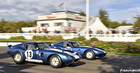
[8, 45, 12, 49]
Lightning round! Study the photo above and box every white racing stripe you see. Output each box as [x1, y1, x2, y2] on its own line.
[64, 51, 80, 59]
[48, 49, 80, 59]
[94, 48, 106, 53]
[83, 46, 107, 53]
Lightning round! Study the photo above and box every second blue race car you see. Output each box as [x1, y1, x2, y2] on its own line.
[7, 42, 81, 68]
[50, 41, 107, 60]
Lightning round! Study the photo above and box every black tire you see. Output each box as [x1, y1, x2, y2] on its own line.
[13, 52, 24, 64]
[50, 55, 63, 68]
[85, 50, 95, 60]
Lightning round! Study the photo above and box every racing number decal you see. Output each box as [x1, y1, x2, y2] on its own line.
[25, 50, 33, 59]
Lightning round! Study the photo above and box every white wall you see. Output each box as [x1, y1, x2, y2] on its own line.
[37, 20, 85, 32]
[68, 20, 85, 31]
[0, 33, 140, 42]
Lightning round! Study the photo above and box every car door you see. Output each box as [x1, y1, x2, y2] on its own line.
[68, 42, 80, 53]
[61, 42, 72, 50]
[55, 42, 68, 50]
[24, 44, 38, 60]
[35, 43, 46, 60]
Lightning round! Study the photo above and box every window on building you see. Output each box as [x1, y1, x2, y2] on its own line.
[68, 23, 71, 27]
[41, 23, 49, 27]
[55, 22, 63, 26]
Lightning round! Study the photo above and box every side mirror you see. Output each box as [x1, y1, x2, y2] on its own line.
[51, 44, 54, 46]
[50, 44, 56, 48]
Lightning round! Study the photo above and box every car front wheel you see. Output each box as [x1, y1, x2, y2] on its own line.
[85, 50, 95, 60]
[50, 55, 63, 68]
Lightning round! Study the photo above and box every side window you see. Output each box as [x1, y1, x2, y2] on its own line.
[62, 42, 72, 47]
[24, 45, 28, 49]
[28, 44, 33, 50]
[26, 44, 34, 50]
[62, 42, 67, 47]
[67, 43, 72, 47]
[67, 43, 70, 46]
[38, 43, 45, 50]
[22, 44, 28, 50]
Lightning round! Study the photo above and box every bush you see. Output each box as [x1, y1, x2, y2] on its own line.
[33, 36, 47, 40]
[10, 36, 25, 40]
[90, 38, 99, 42]
[33, 35, 63, 41]
[95, 42, 140, 54]
[136, 39, 140, 43]
[71, 36, 86, 41]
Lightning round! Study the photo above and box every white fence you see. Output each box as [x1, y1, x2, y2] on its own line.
[0, 42, 22, 46]
[0, 33, 140, 42]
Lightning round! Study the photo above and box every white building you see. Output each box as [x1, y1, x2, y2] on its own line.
[115, 26, 133, 34]
[37, 11, 86, 33]
[22, 11, 111, 34]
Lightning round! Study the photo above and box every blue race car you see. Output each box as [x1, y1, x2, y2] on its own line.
[7, 42, 81, 68]
[51, 41, 107, 60]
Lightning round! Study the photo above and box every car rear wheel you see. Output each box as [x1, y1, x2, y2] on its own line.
[50, 55, 63, 68]
[13, 52, 24, 64]
[85, 50, 95, 60]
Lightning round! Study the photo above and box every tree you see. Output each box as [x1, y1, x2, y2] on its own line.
[2, 21, 16, 33]
[120, 21, 132, 26]
[79, 11, 86, 16]
[0, 19, 7, 32]
[0, 20, 35, 33]
[108, 21, 120, 29]
[134, 15, 140, 29]
[98, 9, 110, 27]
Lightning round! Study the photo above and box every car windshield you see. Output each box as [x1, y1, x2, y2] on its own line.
[70, 42, 81, 47]
[37, 43, 50, 50]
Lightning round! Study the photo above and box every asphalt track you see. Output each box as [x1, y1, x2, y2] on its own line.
[0, 47, 140, 73]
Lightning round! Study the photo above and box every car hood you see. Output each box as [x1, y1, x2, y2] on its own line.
[78, 46, 106, 53]
[78, 46, 104, 50]
[47, 49, 81, 59]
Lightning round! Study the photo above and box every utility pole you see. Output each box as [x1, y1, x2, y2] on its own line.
[64, 0, 67, 11]
[86, 0, 90, 39]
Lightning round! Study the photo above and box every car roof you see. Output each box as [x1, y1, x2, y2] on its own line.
[22, 42, 45, 44]
[61, 41, 75, 43]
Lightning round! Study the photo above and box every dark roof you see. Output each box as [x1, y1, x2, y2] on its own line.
[52, 11, 79, 14]
[36, 18, 86, 22]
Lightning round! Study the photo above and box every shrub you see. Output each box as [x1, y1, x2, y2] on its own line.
[136, 39, 140, 43]
[10, 36, 25, 40]
[33, 35, 63, 41]
[33, 36, 47, 40]
[71, 36, 86, 41]
[90, 38, 99, 42]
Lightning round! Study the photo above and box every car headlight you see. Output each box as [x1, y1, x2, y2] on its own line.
[67, 55, 72, 60]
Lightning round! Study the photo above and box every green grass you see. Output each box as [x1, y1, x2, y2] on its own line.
[0, 46, 8, 48]
[0, 39, 57, 43]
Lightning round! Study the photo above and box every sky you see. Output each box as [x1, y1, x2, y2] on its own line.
[0, 0, 140, 23]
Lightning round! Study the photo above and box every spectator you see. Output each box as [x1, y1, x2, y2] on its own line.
[77, 31, 81, 36]
[89, 29, 92, 37]
[122, 30, 126, 34]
